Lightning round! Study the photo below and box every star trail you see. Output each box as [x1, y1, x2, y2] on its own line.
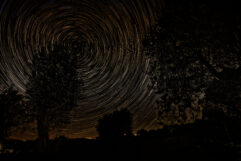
[0, 0, 163, 139]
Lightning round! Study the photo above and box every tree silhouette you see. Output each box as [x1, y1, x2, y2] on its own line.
[143, 0, 241, 124]
[96, 109, 133, 139]
[0, 87, 23, 149]
[25, 44, 82, 150]
[137, 129, 148, 137]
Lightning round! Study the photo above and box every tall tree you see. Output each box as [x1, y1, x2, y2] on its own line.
[143, 0, 241, 124]
[26, 44, 82, 150]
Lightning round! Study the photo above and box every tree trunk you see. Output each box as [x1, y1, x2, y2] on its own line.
[37, 108, 49, 152]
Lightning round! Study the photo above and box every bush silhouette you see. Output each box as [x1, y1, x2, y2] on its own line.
[0, 87, 23, 151]
[96, 109, 133, 139]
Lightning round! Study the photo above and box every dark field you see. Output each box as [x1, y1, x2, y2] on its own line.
[1, 120, 240, 161]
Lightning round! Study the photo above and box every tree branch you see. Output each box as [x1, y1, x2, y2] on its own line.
[197, 50, 223, 80]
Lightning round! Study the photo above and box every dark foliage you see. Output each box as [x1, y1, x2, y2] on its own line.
[0, 87, 23, 140]
[96, 109, 133, 139]
[0, 87, 23, 150]
[25, 44, 82, 149]
[143, 0, 241, 124]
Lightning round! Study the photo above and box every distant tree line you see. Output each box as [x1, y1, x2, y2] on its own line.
[96, 108, 133, 139]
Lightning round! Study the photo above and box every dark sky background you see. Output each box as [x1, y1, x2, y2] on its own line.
[0, 0, 164, 140]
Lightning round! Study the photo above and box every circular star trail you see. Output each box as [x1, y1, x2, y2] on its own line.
[0, 0, 163, 139]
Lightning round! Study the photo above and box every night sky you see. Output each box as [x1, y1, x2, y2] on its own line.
[0, 0, 164, 140]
